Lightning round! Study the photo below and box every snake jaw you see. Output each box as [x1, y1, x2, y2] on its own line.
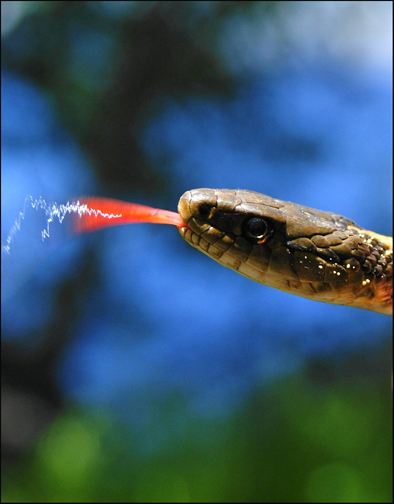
[178, 189, 392, 316]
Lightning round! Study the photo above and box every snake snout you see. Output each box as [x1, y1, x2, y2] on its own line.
[178, 189, 218, 226]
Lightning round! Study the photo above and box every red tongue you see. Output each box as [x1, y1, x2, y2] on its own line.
[73, 197, 185, 234]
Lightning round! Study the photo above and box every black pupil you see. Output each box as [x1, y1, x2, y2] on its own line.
[246, 218, 267, 238]
[198, 203, 211, 218]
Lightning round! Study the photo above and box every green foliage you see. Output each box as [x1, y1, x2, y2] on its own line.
[2, 371, 392, 503]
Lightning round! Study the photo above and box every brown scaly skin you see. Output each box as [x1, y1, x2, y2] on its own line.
[178, 189, 393, 315]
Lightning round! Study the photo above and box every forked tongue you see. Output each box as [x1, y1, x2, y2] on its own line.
[73, 197, 185, 234]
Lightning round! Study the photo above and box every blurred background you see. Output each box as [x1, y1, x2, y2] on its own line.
[1, 1, 392, 502]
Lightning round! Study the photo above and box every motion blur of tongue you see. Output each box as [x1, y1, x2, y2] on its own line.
[73, 197, 185, 235]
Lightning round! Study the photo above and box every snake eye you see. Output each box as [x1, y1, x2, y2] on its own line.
[198, 203, 212, 219]
[244, 217, 269, 241]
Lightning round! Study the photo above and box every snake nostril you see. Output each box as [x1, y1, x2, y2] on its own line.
[198, 203, 211, 219]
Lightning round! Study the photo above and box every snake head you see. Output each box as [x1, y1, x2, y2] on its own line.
[177, 188, 392, 315]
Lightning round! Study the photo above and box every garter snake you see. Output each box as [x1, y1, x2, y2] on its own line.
[177, 189, 393, 315]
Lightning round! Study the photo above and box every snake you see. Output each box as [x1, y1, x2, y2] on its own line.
[177, 189, 393, 316]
